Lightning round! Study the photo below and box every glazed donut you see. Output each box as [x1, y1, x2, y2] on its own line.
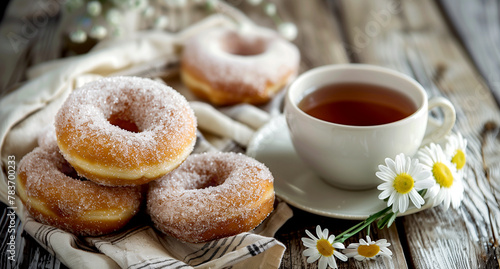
[55, 76, 197, 186]
[17, 146, 143, 236]
[181, 26, 300, 105]
[147, 152, 275, 243]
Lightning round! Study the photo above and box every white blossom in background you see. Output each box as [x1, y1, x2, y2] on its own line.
[247, 0, 263, 6]
[89, 25, 108, 39]
[278, 22, 297, 40]
[264, 3, 276, 16]
[143, 6, 156, 18]
[106, 8, 122, 25]
[154, 15, 170, 29]
[69, 29, 87, 43]
[86, 1, 102, 16]
[164, 0, 188, 8]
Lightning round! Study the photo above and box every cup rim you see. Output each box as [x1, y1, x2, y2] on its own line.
[286, 64, 428, 129]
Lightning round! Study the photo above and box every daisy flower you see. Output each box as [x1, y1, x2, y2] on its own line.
[418, 143, 464, 210]
[302, 225, 348, 269]
[344, 236, 392, 261]
[376, 153, 434, 213]
[444, 132, 467, 176]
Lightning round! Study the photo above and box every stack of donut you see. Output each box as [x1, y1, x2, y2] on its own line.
[18, 76, 197, 236]
[17, 76, 275, 241]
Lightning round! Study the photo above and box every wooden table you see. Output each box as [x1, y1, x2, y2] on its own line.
[1, 0, 499, 268]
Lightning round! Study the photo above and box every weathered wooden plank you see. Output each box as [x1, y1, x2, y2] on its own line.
[438, 0, 500, 106]
[340, 0, 500, 268]
[0, 6, 62, 96]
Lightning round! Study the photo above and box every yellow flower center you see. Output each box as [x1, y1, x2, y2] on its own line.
[357, 244, 380, 258]
[393, 173, 414, 194]
[451, 150, 466, 170]
[316, 239, 334, 257]
[432, 162, 454, 188]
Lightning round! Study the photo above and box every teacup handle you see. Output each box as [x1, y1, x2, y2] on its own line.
[422, 97, 456, 145]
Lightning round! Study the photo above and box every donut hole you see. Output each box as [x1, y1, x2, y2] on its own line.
[198, 175, 222, 189]
[108, 111, 140, 133]
[220, 32, 267, 56]
[191, 167, 232, 190]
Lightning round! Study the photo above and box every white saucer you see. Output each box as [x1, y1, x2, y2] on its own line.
[246, 116, 433, 220]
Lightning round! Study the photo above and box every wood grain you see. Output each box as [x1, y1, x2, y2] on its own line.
[340, 0, 500, 268]
[438, 0, 500, 106]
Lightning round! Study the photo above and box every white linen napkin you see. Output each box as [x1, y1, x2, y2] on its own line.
[0, 11, 293, 269]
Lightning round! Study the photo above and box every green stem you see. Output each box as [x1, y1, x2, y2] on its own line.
[335, 206, 392, 243]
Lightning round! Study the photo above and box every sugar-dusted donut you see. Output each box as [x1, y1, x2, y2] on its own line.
[55, 76, 197, 186]
[181, 26, 300, 105]
[17, 145, 143, 236]
[147, 152, 275, 243]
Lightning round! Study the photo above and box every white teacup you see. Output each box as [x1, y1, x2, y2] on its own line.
[284, 64, 456, 190]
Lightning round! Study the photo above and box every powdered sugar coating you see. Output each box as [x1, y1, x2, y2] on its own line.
[17, 145, 143, 236]
[54, 76, 197, 185]
[181, 26, 300, 104]
[147, 152, 275, 243]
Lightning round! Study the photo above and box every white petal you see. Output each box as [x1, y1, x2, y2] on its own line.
[305, 229, 318, 241]
[414, 169, 432, 181]
[303, 248, 318, 257]
[379, 165, 397, 178]
[332, 242, 345, 249]
[378, 181, 394, 190]
[376, 171, 395, 182]
[327, 256, 338, 269]
[404, 155, 413, 173]
[359, 238, 368, 245]
[354, 255, 366, 261]
[343, 248, 358, 257]
[451, 194, 462, 209]
[388, 192, 397, 206]
[399, 194, 409, 213]
[409, 189, 425, 208]
[302, 237, 317, 247]
[365, 236, 373, 243]
[379, 189, 393, 200]
[380, 247, 393, 256]
[395, 155, 404, 174]
[414, 178, 434, 189]
[318, 256, 327, 269]
[346, 243, 359, 249]
[322, 228, 329, 239]
[386, 158, 398, 174]
[306, 252, 321, 263]
[328, 234, 335, 243]
[425, 184, 440, 199]
[316, 225, 323, 239]
[434, 189, 446, 205]
[334, 250, 348, 261]
[442, 191, 451, 211]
